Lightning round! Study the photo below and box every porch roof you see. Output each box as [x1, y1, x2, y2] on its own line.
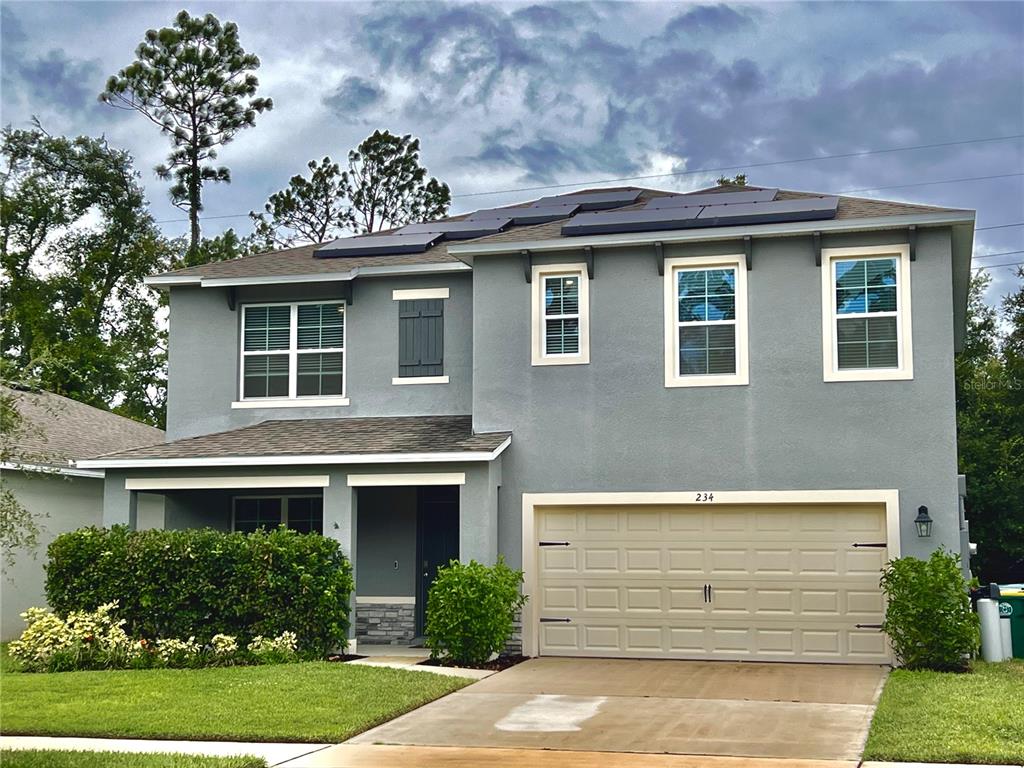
[76, 415, 511, 469]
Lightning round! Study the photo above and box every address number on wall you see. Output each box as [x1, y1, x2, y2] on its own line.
[695, 492, 715, 502]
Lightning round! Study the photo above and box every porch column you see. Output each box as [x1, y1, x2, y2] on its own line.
[102, 471, 138, 529]
[459, 458, 501, 564]
[324, 470, 357, 648]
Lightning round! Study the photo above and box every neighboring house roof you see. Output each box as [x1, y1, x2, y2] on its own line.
[78, 415, 511, 468]
[1, 384, 165, 468]
[147, 184, 973, 283]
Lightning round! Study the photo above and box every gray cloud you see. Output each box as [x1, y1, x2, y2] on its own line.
[323, 75, 385, 116]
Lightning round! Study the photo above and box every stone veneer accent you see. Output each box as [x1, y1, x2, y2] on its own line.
[504, 610, 523, 655]
[355, 601, 416, 645]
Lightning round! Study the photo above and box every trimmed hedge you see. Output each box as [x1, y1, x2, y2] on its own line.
[46, 526, 353, 656]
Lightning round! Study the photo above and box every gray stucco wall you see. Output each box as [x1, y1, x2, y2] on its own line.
[355, 487, 417, 596]
[471, 228, 961, 569]
[166, 272, 473, 440]
[1, 470, 163, 640]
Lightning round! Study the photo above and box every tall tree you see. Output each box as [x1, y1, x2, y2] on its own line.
[955, 271, 1024, 581]
[1, 126, 173, 427]
[342, 130, 451, 233]
[100, 10, 272, 257]
[250, 157, 347, 248]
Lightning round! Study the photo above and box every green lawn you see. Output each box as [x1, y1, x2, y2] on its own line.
[0, 752, 265, 768]
[0, 657, 471, 743]
[864, 660, 1024, 764]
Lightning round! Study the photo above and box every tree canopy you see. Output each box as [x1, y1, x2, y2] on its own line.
[1, 126, 172, 427]
[100, 10, 272, 257]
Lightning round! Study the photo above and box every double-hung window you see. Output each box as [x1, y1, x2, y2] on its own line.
[821, 244, 913, 381]
[239, 301, 347, 405]
[531, 263, 590, 365]
[663, 255, 748, 387]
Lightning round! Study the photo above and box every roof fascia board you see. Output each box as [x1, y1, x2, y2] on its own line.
[1, 461, 104, 479]
[145, 261, 471, 289]
[76, 436, 512, 470]
[449, 211, 976, 257]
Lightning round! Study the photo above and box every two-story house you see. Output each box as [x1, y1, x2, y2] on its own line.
[79, 183, 976, 664]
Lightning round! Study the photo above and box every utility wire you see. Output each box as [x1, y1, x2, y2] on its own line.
[977, 222, 1023, 231]
[974, 261, 1023, 271]
[450, 134, 1024, 198]
[153, 171, 1024, 226]
[973, 250, 1024, 260]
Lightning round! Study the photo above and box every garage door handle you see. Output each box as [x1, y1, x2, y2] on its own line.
[539, 617, 572, 623]
[852, 542, 887, 548]
[855, 623, 883, 630]
[539, 541, 571, 547]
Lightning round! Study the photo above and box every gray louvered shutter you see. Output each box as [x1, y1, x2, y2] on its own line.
[398, 299, 444, 377]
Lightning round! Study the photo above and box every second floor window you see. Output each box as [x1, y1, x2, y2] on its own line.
[241, 302, 345, 400]
[531, 263, 590, 366]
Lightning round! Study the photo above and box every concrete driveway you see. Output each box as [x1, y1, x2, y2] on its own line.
[341, 657, 887, 762]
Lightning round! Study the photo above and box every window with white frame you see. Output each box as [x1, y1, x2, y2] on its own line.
[531, 264, 590, 365]
[241, 302, 345, 400]
[663, 256, 748, 387]
[821, 245, 913, 382]
[232, 495, 324, 534]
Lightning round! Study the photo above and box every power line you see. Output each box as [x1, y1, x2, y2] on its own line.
[977, 222, 1024, 231]
[154, 171, 1024, 227]
[451, 133, 1024, 198]
[973, 250, 1024, 260]
[974, 261, 1023, 271]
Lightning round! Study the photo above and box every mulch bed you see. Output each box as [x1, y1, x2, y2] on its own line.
[417, 654, 530, 671]
[326, 653, 366, 662]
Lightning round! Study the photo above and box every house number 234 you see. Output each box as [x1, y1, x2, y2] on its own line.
[695, 492, 714, 502]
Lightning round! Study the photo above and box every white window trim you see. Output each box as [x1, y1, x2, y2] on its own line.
[126, 475, 330, 491]
[231, 494, 322, 533]
[391, 375, 449, 386]
[531, 263, 590, 366]
[238, 300, 347, 404]
[663, 255, 749, 388]
[821, 244, 913, 382]
[392, 287, 449, 301]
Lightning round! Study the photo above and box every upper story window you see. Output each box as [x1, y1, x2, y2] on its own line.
[663, 255, 749, 388]
[531, 263, 590, 366]
[239, 301, 348, 404]
[392, 288, 449, 385]
[821, 244, 913, 382]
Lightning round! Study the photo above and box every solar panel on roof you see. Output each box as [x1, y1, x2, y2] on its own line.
[465, 204, 581, 225]
[534, 189, 641, 211]
[695, 197, 838, 226]
[561, 207, 702, 236]
[315, 232, 443, 258]
[561, 196, 838, 237]
[644, 189, 779, 209]
[395, 218, 512, 240]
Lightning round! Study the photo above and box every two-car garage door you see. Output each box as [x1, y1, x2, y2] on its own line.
[535, 502, 890, 664]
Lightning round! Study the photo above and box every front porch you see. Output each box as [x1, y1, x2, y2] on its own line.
[78, 415, 510, 652]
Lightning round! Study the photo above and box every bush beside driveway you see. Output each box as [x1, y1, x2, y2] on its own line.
[864, 660, 1024, 764]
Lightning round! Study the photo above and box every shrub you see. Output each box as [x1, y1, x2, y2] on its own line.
[881, 549, 980, 671]
[247, 631, 299, 664]
[9, 602, 137, 672]
[46, 526, 354, 656]
[425, 557, 527, 666]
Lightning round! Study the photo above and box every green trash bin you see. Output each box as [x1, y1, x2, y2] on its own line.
[997, 590, 1024, 659]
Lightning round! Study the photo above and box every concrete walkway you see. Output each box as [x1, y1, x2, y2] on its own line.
[0, 736, 332, 765]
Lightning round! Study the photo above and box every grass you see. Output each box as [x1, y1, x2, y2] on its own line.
[0, 751, 266, 768]
[864, 659, 1024, 764]
[0, 652, 472, 743]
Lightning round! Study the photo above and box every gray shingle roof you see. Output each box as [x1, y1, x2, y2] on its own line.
[92, 415, 509, 461]
[152, 184, 971, 282]
[1, 385, 164, 465]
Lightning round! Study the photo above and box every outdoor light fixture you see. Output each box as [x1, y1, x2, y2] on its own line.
[914, 505, 933, 538]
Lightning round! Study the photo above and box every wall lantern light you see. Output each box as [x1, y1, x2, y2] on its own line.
[915, 505, 933, 538]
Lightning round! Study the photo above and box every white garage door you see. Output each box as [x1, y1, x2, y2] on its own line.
[536, 502, 890, 663]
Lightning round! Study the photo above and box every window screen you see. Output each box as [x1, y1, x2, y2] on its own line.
[676, 267, 737, 376]
[835, 257, 899, 369]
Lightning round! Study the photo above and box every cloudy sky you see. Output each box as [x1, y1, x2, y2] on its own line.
[3, 1, 1022, 302]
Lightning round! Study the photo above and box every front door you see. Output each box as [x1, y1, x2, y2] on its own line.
[416, 486, 460, 635]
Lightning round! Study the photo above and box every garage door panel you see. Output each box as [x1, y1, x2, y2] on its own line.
[536, 502, 889, 664]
